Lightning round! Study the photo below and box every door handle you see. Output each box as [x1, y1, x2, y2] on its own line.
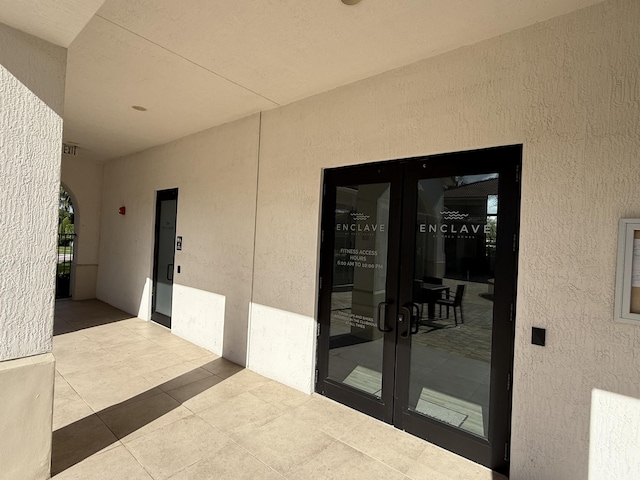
[376, 301, 392, 332]
[411, 304, 420, 334]
[399, 305, 412, 338]
[167, 263, 174, 281]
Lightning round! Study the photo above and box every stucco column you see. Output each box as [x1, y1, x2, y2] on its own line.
[0, 22, 66, 480]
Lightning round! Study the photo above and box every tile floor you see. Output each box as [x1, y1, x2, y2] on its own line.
[52, 299, 506, 479]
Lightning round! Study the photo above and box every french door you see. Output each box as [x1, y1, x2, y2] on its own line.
[316, 145, 521, 474]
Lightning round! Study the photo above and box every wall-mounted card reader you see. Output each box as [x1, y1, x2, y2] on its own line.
[531, 327, 546, 346]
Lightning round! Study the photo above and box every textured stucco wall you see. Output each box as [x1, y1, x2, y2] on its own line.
[97, 115, 260, 363]
[0, 21, 65, 480]
[61, 153, 104, 299]
[94, 0, 640, 478]
[589, 389, 640, 479]
[249, 0, 640, 479]
[0, 22, 66, 361]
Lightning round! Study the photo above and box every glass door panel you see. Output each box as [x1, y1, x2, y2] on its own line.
[152, 188, 178, 328]
[407, 174, 499, 439]
[327, 183, 390, 398]
[317, 145, 521, 475]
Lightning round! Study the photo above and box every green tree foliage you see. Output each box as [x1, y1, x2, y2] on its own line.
[59, 186, 74, 234]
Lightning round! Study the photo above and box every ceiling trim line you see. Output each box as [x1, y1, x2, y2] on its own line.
[94, 13, 281, 107]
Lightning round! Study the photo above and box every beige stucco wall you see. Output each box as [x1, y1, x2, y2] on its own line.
[249, 1, 640, 479]
[0, 354, 56, 480]
[97, 114, 260, 363]
[0, 21, 66, 480]
[95, 0, 640, 478]
[61, 153, 104, 300]
[0, 21, 65, 361]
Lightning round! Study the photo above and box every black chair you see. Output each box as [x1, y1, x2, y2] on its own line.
[435, 284, 465, 326]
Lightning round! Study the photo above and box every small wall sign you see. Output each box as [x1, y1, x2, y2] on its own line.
[62, 143, 77, 156]
[176, 236, 182, 250]
[614, 219, 640, 324]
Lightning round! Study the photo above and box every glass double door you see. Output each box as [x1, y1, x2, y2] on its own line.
[316, 146, 520, 474]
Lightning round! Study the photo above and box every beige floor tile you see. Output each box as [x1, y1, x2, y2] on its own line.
[51, 414, 121, 476]
[224, 368, 272, 389]
[143, 361, 215, 392]
[53, 389, 94, 430]
[199, 357, 245, 378]
[235, 413, 336, 474]
[51, 444, 153, 480]
[82, 323, 148, 348]
[188, 352, 222, 366]
[54, 347, 122, 376]
[405, 443, 499, 480]
[123, 350, 187, 375]
[99, 391, 193, 442]
[197, 391, 283, 439]
[249, 380, 312, 411]
[52, 331, 93, 349]
[286, 441, 405, 480]
[338, 416, 427, 474]
[124, 415, 231, 479]
[291, 395, 368, 439]
[102, 338, 169, 361]
[167, 443, 284, 480]
[54, 373, 76, 398]
[166, 376, 247, 413]
[163, 341, 213, 361]
[65, 367, 160, 412]
[51, 300, 502, 480]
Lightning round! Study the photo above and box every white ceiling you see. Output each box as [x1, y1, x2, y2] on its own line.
[3, 0, 604, 161]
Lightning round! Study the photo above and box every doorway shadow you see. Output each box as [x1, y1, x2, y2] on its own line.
[51, 357, 239, 476]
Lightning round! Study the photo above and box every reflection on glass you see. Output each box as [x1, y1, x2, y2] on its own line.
[156, 199, 177, 317]
[327, 183, 390, 398]
[408, 174, 498, 439]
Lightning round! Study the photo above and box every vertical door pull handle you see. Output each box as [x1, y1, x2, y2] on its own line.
[400, 305, 413, 337]
[411, 303, 420, 334]
[167, 264, 174, 281]
[376, 301, 393, 332]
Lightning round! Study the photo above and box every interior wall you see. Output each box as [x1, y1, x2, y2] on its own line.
[249, 1, 640, 479]
[97, 114, 260, 363]
[0, 21, 66, 480]
[61, 152, 104, 300]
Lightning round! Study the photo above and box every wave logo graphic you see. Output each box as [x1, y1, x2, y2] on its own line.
[441, 211, 469, 220]
[351, 212, 370, 221]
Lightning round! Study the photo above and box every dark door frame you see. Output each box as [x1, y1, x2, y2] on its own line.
[316, 145, 521, 475]
[151, 187, 179, 328]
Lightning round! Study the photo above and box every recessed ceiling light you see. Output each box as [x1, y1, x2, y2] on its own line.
[341, 0, 363, 5]
[132, 105, 147, 111]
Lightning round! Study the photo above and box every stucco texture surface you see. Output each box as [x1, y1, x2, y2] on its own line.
[0, 22, 66, 361]
[97, 114, 260, 364]
[250, 1, 640, 478]
[94, 0, 640, 478]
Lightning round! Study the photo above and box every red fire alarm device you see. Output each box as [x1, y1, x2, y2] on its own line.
[118, 206, 126, 215]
